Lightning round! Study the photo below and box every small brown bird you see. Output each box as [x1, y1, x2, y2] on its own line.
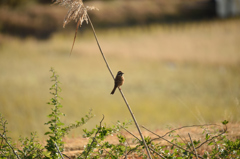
[111, 71, 124, 94]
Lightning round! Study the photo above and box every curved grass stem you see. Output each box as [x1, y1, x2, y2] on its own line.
[87, 13, 152, 159]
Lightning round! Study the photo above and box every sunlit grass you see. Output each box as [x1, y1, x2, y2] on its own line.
[0, 18, 240, 139]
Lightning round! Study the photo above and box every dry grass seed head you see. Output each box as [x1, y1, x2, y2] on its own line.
[53, 0, 98, 28]
[53, 0, 98, 55]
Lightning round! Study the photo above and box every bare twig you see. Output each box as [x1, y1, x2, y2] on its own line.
[188, 133, 198, 159]
[162, 124, 216, 138]
[98, 143, 116, 158]
[124, 145, 140, 158]
[118, 124, 166, 159]
[63, 154, 71, 159]
[54, 142, 64, 159]
[151, 124, 217, 143]
[177, 134, 188, 147]
[195, 124, 227, 149]
[141, 125, 204, 159]
[87, 13, 152, 159]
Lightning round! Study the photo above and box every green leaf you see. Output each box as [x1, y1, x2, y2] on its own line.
[44, 132, 52, 135]
[206, 134, 210, 140]
[56, 122, 64, 126]
[222, 120, 229, 125]
[81, 117, 85, 123]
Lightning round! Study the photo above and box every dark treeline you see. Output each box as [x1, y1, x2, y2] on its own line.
[0, 0, 217, 39]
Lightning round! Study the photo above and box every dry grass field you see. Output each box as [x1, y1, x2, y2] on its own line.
[0, 18, 240, 140]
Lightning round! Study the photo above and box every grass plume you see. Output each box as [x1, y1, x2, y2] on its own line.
[53, 0, 98, 55]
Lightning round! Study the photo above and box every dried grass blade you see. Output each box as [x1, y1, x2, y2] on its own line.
[70, 19, 80, 56]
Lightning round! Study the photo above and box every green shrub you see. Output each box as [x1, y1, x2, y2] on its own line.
[0, 68, 239, 159]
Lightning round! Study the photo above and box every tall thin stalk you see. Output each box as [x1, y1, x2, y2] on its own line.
[87, 14, 152, 159]
[52, 0, 152, 157]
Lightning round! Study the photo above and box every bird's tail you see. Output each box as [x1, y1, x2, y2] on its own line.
[111, 87, 117, 94]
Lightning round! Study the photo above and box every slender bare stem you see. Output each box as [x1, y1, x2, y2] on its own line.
[118, 124, 166, 159]
[188, 133, 198, 159]
[63, 154, 71, 159]
[54, 142, 64, 159]
[141, 125, 204, 159]
[86, 14, 152, 159]
[86, 14, 114, 79]
[162, 124, 216, 138]
[195, 124, 227, 149]
[118, 90, 152, 158]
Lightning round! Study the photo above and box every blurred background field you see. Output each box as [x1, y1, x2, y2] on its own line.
[0, 0, 240, 139]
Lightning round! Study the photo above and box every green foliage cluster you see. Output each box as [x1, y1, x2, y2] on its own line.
[0, 69, 239, 159]
[78, 120, 240, 159]
[0, 68, 94, 159]
[79, 120, 131, 159]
